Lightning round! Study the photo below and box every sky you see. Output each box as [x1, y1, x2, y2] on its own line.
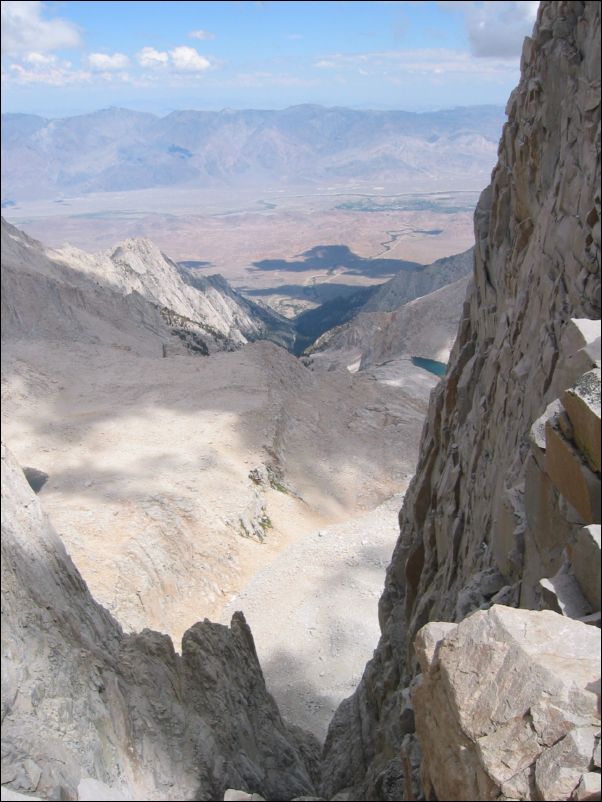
[1, 0, 540, 117]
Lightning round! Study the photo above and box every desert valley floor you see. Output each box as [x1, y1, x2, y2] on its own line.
[3, 183, 477, 318]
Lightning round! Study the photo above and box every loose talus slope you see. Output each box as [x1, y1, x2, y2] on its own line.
[321, 2, 601, 799]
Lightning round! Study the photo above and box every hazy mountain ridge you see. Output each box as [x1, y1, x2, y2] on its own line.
[1, 104, 506, 200]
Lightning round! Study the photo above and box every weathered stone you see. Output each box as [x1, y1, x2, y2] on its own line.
[572, 772, 602, 801]
[584, 337, 601, 366]
[400, 733, 422, 802]
[545, 418, 601, 523]
[413, 621, 456, 673]
[492, 484, 527, 575]
[568, 525, 602, 611]
[562, 320, 601, 361]
[412, 606, 601, 802]
[553, 319, 602, 398]
[524, 454, 575, 576]
[563, 369, 602, 473]
[594, 733, 601, 769]
[531, 403, 569, 466]
[77, 778, 131, 801]
[535, 726, 600, 801]
[0, 790, 42, 802]
[455, 568, 507, 619]
[223, 791, 266, 802]
[539, 560, 592, 618]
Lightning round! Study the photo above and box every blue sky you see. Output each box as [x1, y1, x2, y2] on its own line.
[1, 1, 540, 117]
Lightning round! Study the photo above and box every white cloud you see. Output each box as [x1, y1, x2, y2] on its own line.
[313, 48, 519, 77]
[438, 1, 539, 58]
[137, 45, 213, 73]
[467, 1, 538, 57]
[1, 0, 81, 55]
[136, 46, 169, 68]
[23, 51, 57, 66]
[5, 59, 91, 86]
[189, 29, 216, 41]
[314, 59, 337, 69]
[170, 46, 211, 72]
[87, 52, 130, 71]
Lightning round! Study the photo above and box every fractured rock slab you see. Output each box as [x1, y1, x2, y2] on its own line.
[535, 726, 600, 801]
[412, 606, 601, 802]
[572, 771, 602, 801]
[568, 525, 602, 612]
[563, 369, 602, 473]
[545, 417, 601, 523]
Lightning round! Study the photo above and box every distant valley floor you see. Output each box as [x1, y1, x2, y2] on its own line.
[4, 184, 477, 318]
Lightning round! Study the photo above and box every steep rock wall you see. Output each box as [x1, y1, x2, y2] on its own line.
[321, 2, 601, 798]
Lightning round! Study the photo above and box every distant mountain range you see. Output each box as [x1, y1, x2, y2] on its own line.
[1, 104, 505, 201]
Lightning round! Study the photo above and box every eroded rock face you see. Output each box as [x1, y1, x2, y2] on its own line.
[413, 606, 601, 801]
[1, 443, 318, 801]
[321, 2, 601, 799]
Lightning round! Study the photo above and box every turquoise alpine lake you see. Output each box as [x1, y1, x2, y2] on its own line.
[411, 356, 447, 377]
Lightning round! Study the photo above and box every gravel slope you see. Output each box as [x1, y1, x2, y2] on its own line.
[221, 493, 405, 741]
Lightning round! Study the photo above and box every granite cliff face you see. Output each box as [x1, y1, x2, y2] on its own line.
[321, 2, 601, 799]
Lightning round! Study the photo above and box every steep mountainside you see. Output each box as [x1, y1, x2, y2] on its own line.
[1, 217, 172, 356]
[1, 105, 505, 200]
[1, 218, 293, 353]
[321, 1, 601, 799]
[2, 214, 429, 646]
[356, 276, 471, 368]
[361, 247, 473, 313]
[1, 217, 431, 799]
[309, 249, 472, 372]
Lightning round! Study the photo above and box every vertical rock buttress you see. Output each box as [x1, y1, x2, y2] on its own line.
[320, 2, 601, 799]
